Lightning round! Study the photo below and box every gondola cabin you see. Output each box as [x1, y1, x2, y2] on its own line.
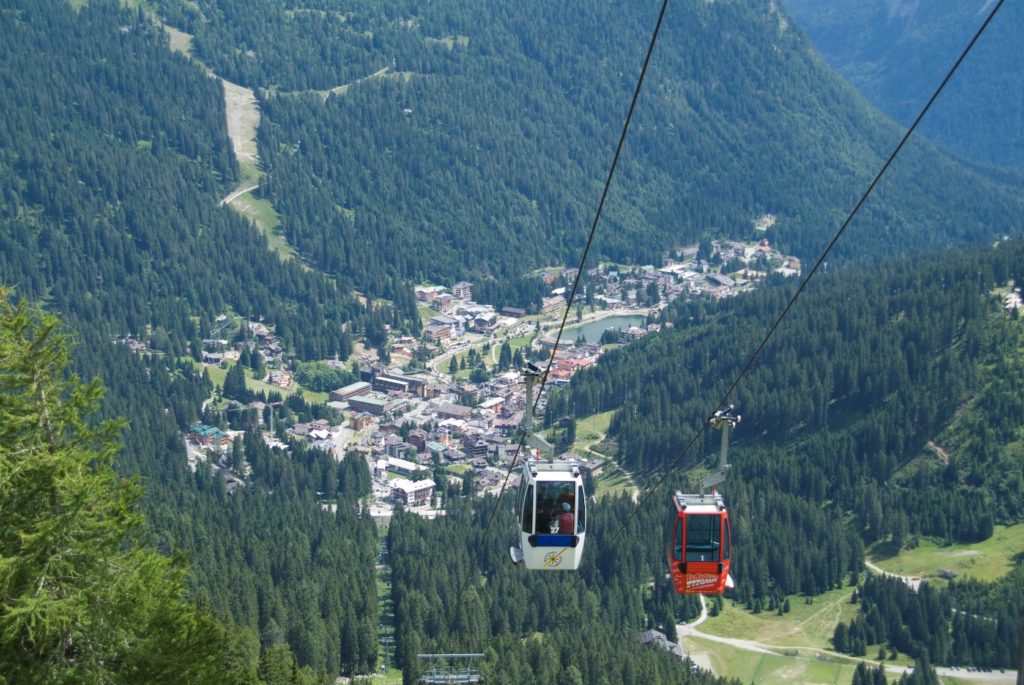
[510, 460, 586, 570]
[667, 491, 733, 594]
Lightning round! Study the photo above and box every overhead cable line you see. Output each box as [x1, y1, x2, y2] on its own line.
[571, 0, 1009, 592]
[437, 0, 673, 645]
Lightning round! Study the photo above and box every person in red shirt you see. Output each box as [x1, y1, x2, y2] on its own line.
[557, 501, 575, 534]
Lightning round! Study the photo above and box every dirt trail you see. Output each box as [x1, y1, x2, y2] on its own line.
[219, 184, 259, 207]
[159, 21, 262, 204]
[222, 80, 260, 166]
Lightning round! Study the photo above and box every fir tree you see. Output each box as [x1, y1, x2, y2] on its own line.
[0, 292, 251, 683]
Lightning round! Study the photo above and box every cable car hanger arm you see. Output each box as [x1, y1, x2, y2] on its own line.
[700, 407, 739, 497]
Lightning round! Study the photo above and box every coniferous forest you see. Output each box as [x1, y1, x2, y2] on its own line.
[783, 0, 1024, 171]
[150, 0, 1023, 305]
[2, 0, 1024, 681]
[555, 239, 1024, 667]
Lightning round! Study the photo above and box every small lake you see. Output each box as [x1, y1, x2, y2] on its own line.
[566, 314, 647, 343]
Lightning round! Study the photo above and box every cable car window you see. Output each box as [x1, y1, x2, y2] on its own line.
[673, 517, 684, 561]
[576, 485, 586, 533]
[685, 514, 720, 562]
[521, 484, 534, 533]
[535, 480, 574, 534]
[722, 517, 731, 561]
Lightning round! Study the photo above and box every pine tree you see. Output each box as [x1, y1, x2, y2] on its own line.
[0, 292, 252, 684]
[224, 362, 250, 403]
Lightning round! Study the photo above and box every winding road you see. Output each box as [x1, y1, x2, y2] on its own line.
[678, 595, 1014, 682]
[218, 184, 259, 207]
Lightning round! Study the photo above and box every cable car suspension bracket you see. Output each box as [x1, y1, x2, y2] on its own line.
[700, 406, 740, 497]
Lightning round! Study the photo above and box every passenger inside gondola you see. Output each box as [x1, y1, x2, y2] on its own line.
[535, 480, 575, 534]
[557, 502, 574, 533]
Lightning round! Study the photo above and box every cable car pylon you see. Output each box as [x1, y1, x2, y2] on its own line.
[668, 407, 739, 594]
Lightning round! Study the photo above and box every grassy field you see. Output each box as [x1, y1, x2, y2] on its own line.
[688, 639, 866, 685]
[594, 460, 636, 500]
[870, 523, 1024, 584]
[573, 410, 613, 445]
[417, 304, 436, 326]
[198, 362, 326, 404]
[424, 35, 470, 50]
[361, 668, 404, 684]
[504, 331, 536, 352]
[163, 24, 193, 56]
[688, 632, 1009, 685]
[698, 587, 861, 650]
[226, 189, 305, 265]
[687, 588, 1015, 684]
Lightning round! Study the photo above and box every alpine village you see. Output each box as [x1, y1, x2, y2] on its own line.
[2, 1, 1024, 684]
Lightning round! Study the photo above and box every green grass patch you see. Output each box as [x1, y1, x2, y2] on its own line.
[227, 190, 304, 264]
[684, 635, 874, 684]
[699, 586, 860, 651]
[594, 460, 635, 500]
[418, 304, 436, 326]
[237, 158, 262, 188]
[573, 410, 613, 444]
[505, 332, 535, 351]
[195, 362, 326, 404]
[446, 464, 471, 475]
[162, 24, 194, 57]
[424, 35, 469, 50]
[361, 667, 404, 684]
[201, 362, 227, 388]
[301, 389, 329, 404]
[870, 523, 1024, 584]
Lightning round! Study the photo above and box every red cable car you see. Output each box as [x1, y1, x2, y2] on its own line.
[667, 407, 739, 595]
[667, 491, 733, 594]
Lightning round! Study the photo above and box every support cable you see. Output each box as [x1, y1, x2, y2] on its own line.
[570, 0, 1008, 591]
[436, 0, 673, 645]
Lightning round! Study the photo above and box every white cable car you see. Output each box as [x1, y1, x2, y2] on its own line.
[511, 458, 587, 570]
[509, 364, 587, 570]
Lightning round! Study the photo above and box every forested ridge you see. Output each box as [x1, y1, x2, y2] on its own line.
[0, 2, 382, 678]
[783, 0, 1024, 171]
[0, 0, 363, 358]
[152, 0, 1023, 308]
[63, 327, 380, 678]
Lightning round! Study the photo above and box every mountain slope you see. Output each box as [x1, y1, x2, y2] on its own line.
[783, 0, 1024, 171]
[155, 0, 1023, 304]
[556, 239, 1024, 602]
[0, 0, 359, 357]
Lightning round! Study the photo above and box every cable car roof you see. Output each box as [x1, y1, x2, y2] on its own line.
[526, 461, 582, 479]
[673, 491, 727, 513]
